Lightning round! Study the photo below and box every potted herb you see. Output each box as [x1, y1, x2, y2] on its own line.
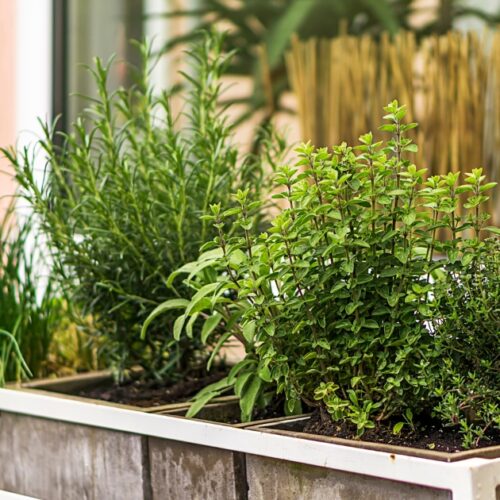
[432, 237, 499, 449]
[145, 100, 500, 497]
[211, 100, 499, 442]
[3, 30, 283, 402]
[0, 203, 64, 385]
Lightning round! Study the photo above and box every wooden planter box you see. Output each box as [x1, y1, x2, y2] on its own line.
[0, 374, 240, 499]
[0, 375, 283, 500]
[246, 416, 500, 500]
[1, 383, 500, 500]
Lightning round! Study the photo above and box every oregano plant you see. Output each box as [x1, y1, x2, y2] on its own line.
[147, 101, 498, 444]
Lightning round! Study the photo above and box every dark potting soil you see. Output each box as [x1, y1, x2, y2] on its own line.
[303, 408, 500, 453]
[223, 397, 287, 425]
[253, 399, 286, 422]
[78, 371, 227, 408]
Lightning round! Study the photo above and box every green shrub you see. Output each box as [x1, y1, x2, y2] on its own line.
[5, 32, 284, 382]
[162, 101, 499, 439]
[432, 237, 499, 447]
[0, 204, 61, 383]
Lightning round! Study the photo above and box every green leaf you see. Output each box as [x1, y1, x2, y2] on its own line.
[140, 298, 189, 339]
[242, 321, 256, 343]
[334, 319, 351, 330]
[186, 283, 220, 315]
[387, 294, 399, 307]
[228, 359, 255, 385]
[405, 408, 413, 421]
[264, 0, 315, 68]
[353, 240, 370, 249]
[173, 314, 187, 341]
[346, 302, 360, 315]
[185, 392, 218, 419]
[462, 253, 475, 267]
[207, 331, 233, 370]
[381, 230, 398, 242]
[404, 143, 418, 153]
[201, 312, 222, 344]
[229, 248, 247, 267]
[380, 267, 399, 278]
[347, 389, 359, 407]
[342, 261, 354, 274]
[185, 313, 199, 338]
[166, 255, 220, 288]
[393, 421, 404, 434]
[316, 339, 331, 350]
[456, 185, 474, 194]
[395, 248, 409, 264]
[402, 212, 416, 226]
[240, 375, 263, 422]
[479, 182, 497, 192]
[235, 371, 253, 397]
[264, 323, 276, 337]
[258, 364, 272, 383]
[303, 351, 317, 361]
[186, 377, 231, 418]
[379, 124, 396, 132]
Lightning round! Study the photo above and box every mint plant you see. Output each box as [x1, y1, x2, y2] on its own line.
[157, 101, 498, 440]
[5, 31, 284, 382]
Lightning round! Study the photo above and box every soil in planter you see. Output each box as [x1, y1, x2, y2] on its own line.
[78, 371, 227, 408]
[225, 397, 287, 424]
[303, 408, 500, 453]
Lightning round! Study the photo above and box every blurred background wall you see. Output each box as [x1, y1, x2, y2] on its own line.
[0, 1, 16, 215]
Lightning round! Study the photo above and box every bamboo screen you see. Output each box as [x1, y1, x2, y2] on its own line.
[286, 31, 500, 224]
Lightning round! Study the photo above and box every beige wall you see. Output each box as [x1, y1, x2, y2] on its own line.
[0, 0, 16, 215]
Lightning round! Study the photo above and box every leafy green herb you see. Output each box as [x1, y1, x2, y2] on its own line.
[5, 31, 285, 382]
[163, 101, 498, 438]
[0, 203, 61, 382]
[432, 238, 499, 448]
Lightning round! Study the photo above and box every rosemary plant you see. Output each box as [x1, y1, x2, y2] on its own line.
[5, 31, 284, 382]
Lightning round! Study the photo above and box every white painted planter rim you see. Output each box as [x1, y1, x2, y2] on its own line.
[1, 388, 499, 500]
[0, 492, 37, 500]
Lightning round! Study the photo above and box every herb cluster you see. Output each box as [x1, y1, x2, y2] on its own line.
[6, 32, 283, 382]
[161, 101, 499, 445]
[0, 204, 61, 384]
[432, 238, 499, 447]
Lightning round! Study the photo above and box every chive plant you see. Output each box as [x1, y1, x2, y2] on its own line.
[5, 31, 284, 382]
[0, 203, 60, 383]
[0, 329, 30, 387]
